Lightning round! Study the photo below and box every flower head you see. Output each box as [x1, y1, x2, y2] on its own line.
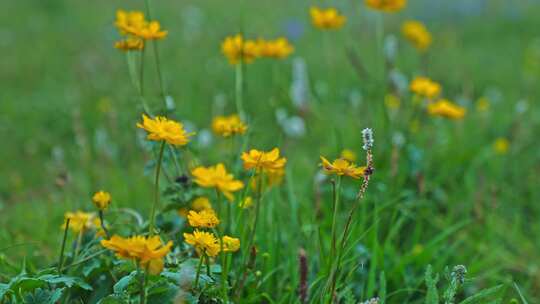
[320, 156, 366, 179]
[493, 137, 509, 154]
[257, 38, 294, 59]
[401, 20, 431, 51]
[191, 197, 213, 211]
[137, 21, 168, 40]
[115, 10, 146, 36]
[137, 114, 193, 146]
[61, 211, 97, 233]
[362, 128, 374, 151]
[365, 0, 407, 12]
[222, 236, 240, 253]
[427, 99, 466, 120]
[310, 7, 346, 30]
[340, 149, 357, 162]
[191, 164, 244, 201]
[92, 191, 112, 210]
[241, 148, 287, 172]
[410, 76, 441, 99]
[114, 37, 144, 51]
[212, 114, 248, 137]
[187, 209, 220, 228]
[221, 34, 260, 65]
[184, 230, 221, 257]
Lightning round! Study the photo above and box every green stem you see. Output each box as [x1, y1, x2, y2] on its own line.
[152, 41, 168, 108]
[329, 177, 342, 268]
[149, 141, 166, 236]
[98, 210, 110, 239]
[139, 264, 148, 304]
[138, 47, 151, 114]
[57, 219, 70, 274]
[194, 254, 205, 289]
[246, 174, 263, 254]
[235, 61, 246, 120]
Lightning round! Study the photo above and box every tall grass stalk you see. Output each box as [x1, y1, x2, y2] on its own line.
[148, 141, 166, 236]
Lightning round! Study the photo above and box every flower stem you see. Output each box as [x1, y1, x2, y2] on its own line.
[139, 264, 148, 304]
[98, 210, 110, 239]
[329, 177, 342, 268]
[57, 219, 70, 274]
[235, 61, 246, 120]
[194, 254, 205, 289]
[246, 174, 263, 255]
[149, 141, 166, 236]
[151, 40, 168, 109]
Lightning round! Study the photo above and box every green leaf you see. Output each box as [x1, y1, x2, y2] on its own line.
[147, 281, 179, 304]
[38, 274, 92, 291]
[96, 294, 129, 304]
[425, 265, 439, 304]
[459, 285, 504, 304]
[379, 271, 386, 304]
[0, 283, 11, 299]
[23, 288, 65, 304]
[113, 271, 140, 294]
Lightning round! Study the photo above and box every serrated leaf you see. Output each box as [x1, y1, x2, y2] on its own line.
[38, 274, 93, 291]
[147, 281, 179, 304]
[22, 288, 65, 304]
[113, 271, 140, 294]
[425, 265, 439, 304]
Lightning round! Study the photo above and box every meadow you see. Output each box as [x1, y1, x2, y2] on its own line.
[1, 0, 540, 303]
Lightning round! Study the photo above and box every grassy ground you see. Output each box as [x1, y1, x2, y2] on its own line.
[1, 0, 540, 302]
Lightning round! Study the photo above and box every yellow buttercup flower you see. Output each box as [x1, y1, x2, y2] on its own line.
[221, 34, 260, 65]
[184, 230, 221, 257]
[410, 76, 441, 99]
[340, 149, 357, 162]
[92, 190, 112, 210]
[137, 114, 193, 146]
[427, 99, 466, 120]
[320, 156, 366, 179]
[187, 209, 220, 228]
[257, 38, 294, 59]
[222, 236, 240, 253]
[212, 114, 248, 137]
[493, 138, 509, 154]
[476, 97, 490, 112]
[310, 7, 346, 30]
[191, 163, 244, 201]
[365, 0, 407, 12]
[241, 148, 287, 172]
[101, 235, 172, 274]
[137, 21, 168, 40]
[401, 20, 432, 51]
[115, 10, 146, 36]
[61, 211, 97, 233]
[114, 37, 144, 51]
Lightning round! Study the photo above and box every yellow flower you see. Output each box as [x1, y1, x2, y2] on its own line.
[187, 209, 220, 228]
[365, 0, 407, 12]
[61, 211, 97, 233]
[136, 114, 193, 146]
[183, 230, 221, 257]
[257, 38, 294, 59]
[137, 21, 168, 40]
[493, 138, 509, 155]
[340, 149, 357, 162]
[212, 114, 248, 137]
[239, 196, 253, 209]
[401, 20, 432, 51]
[384, 94, 401, 110]
[92, 190, 112, 210]
[101, 235, 172, 274]
[310, 7, 346, 30]
[241, 148, 287, 172]
[320, 156, 366, 179]
[115, 10, 146, 36]
[222, 236, 240, 253]
[410, 76, 441, 99]
[476, 97, 490, 112]
[221, 34, 260, 65]
[267, 167, 285, 187]
[191, 197, 213, 211]
[427, 99, 466, 120]
[191, 163, 244, 201]
[114, 37, 144, 51]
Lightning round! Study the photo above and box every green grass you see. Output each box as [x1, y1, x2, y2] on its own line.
[1, 0, 540, 302]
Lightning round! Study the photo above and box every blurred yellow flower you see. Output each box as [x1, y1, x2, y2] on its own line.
[493, 138, 509, 154]
[242, 148, 287, 172]
[222, 236, 240, 252]
[101, 235, 172, 274]
[61, 211, 97, 233]
[320, 156, 366, 179]
[114, 37, 144, 51]
[187, 209, 220, 228]
[267, 167, 285, 187]
[239, 196, 253, 209]
[384, 94, 401, 110]
[410, 76, 441, 99]
[191, 163, 244, 201]
[310, 7, 346, 30]
[221, 34, 260, 65]
[191, 197, 213, 211]
[137, 114, 193, 146]
[184, 230, 221, 257]
[365, 0, 406, 12]
[137, 21, 168, 40]
[401, 20, 432, 51]
[212, 114, 248, 137]
[340, 149, 357, 162]
[92, 190, 112, 210]
[115, 10, 146, 36]
[257, 38, 294, 59]
[427, 99, 466, 120]
[476, 97, 490, 112]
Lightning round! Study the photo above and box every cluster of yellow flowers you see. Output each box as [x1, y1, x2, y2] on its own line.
[212, 114, 248, 137]
[410, 77, 466, 120]
[62, 211, 101, 233]
[401, 20, 432, 51]
[410, 76, 441, 99]
[365, 0, 407, 12]
[310, 6, 347, 30]
[101, 235, 172, 274]
[114, 10, 168, 51]
[221, 34, 294, 65]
